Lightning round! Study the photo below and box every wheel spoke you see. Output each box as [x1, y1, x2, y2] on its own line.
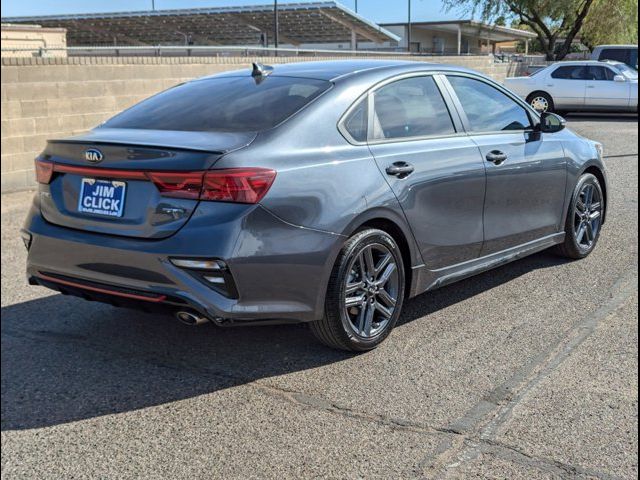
[345, 281, 365, 295]
[589, 210, 601, 221]
[585, 222, 594, 243]
[576, 224, 586, 244]
[345, 295, 365, 308]
[374, 301, 393, 319]
[377, 288, 397, 307]
[375, 253, 392, 277]
[364, 247, 375, 279]
[376, 263, 396, 287]
[583, 185, 593, 208]
[356, 304, 367, 334]
[362, 304, 374, 337]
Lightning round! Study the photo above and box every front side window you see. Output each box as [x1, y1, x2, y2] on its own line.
[371, 76, 456, 141]
[447, 76, 531, 133]
[551, 65, 587, 80]
[103, 76, 331, 133]
[587, 66, 616, 81]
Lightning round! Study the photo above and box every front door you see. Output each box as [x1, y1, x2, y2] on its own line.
[366, 75, 486, 270]
[444, 74, 568, 256]
[586, 65, 630, 108]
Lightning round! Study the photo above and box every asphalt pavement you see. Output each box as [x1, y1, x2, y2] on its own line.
[1, 114, 638, 479]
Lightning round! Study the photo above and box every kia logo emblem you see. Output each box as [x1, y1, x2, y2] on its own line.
[84, 148, 104, 163]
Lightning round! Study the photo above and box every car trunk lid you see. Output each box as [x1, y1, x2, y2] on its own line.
[38, 128, 256, 239]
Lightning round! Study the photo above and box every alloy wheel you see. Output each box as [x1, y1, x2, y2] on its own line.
[574, 182, 602, 250]
[343, 243, 400, 339]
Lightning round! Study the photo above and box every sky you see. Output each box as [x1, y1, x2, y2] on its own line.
[0, 0, 469, 23]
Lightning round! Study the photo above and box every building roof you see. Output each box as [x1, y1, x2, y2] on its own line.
[1, 2, 401, 47]
[381, 20, 538, 42]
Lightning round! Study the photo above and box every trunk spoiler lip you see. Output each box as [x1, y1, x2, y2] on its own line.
[47, 127, 258, 154]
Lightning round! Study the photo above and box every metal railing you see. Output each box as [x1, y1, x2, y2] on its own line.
[0, 44, 500, 59]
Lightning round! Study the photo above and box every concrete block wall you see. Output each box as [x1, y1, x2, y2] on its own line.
[1, 55, 512, 192]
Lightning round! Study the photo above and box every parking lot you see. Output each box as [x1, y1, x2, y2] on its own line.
[1, 115, 637, 479]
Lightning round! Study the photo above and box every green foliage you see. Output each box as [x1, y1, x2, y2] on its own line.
[581, 0, 639, 48]
[442, 0, 600, 60]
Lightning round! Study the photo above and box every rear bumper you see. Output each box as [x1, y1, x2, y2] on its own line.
[23, 195, 344, 324]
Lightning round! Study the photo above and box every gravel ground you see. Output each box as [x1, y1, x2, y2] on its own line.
[1, 114, 638, 479]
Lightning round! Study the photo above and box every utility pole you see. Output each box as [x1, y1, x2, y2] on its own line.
[274, 0, 279, 49]
[407, 0, 412, 53]
[354, 0, 358, 51]
[151, 1, 155, 11]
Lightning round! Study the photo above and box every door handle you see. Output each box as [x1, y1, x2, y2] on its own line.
[385, 162, 415, 177]
[486, 150, 508, 165]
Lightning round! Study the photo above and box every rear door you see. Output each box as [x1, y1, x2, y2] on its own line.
[586, 65, 630, 108]
[365, 74, 486, 269]
[546, 64, 588, 109]
[443, 74, 567, 255]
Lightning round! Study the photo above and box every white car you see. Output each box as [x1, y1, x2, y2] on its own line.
[504, 61, 638, 114]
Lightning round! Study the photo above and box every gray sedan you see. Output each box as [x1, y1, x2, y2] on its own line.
[23, 60, 607, 350]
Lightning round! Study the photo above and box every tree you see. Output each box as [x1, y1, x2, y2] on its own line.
[581, 0, 638, 49]
[443, 0, 597, 60]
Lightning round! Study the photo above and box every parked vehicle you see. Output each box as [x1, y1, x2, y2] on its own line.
[23, 60, 608, 351]
[505, 60, 638, 113]
[591, 45, 638, 70]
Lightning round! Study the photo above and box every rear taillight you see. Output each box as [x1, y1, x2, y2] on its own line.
[35, 159, 54, 184]
[146, 171, 204, 200]
[201, 168, 276, 204]
[41, 162, 276, 204]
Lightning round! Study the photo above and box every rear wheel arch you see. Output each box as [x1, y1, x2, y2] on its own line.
[349, 216, 415, 299]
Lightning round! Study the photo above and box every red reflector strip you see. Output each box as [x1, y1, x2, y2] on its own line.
[36, 160, 276, 204]
[53, 163, 148, 180]
[37, 273, 167, 303]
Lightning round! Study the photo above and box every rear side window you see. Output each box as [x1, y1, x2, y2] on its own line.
[447, 76, 531, 133]
[343, 98, 368, 142]
[551, 66, 587, 80]
[371, 76, 455, 140]
[103, 76, 331, 133]
[599, 48, 630, 64]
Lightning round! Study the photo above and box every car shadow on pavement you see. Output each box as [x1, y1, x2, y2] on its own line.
[1, 251, 568, 432]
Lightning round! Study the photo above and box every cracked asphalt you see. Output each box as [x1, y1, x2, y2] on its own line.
[1, 114, 638, 479]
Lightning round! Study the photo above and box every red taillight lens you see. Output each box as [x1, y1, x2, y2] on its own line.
[41, 163, 276, 204]
[35, 159, 54, 184]
[146, 171, 205, 200]
[201, 168, 277, 204]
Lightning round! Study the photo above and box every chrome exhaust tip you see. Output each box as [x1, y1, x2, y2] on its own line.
[175, 311, 210, 326]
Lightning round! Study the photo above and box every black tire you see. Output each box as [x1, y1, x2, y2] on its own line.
[555, 173, 605, 259]
[526, 91, 555, 113]
[310, 228, 405, 351]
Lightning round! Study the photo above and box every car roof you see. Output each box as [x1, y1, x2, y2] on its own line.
[594, 45, 638, 49]
[551, 60, 624, 66]
[200, 59, 471, 82]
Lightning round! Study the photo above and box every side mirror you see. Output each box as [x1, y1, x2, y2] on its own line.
[614, 74, 627, 83]
[539, 112, 566, 133]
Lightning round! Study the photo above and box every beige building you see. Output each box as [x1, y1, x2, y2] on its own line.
[1, 23, 67, 57]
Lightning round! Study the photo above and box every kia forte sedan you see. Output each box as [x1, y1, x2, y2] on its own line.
[505, 60, 638, 114]
[23, 60, 607, 351]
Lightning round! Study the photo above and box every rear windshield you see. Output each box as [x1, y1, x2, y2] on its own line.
[103, 76, 331, 133]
